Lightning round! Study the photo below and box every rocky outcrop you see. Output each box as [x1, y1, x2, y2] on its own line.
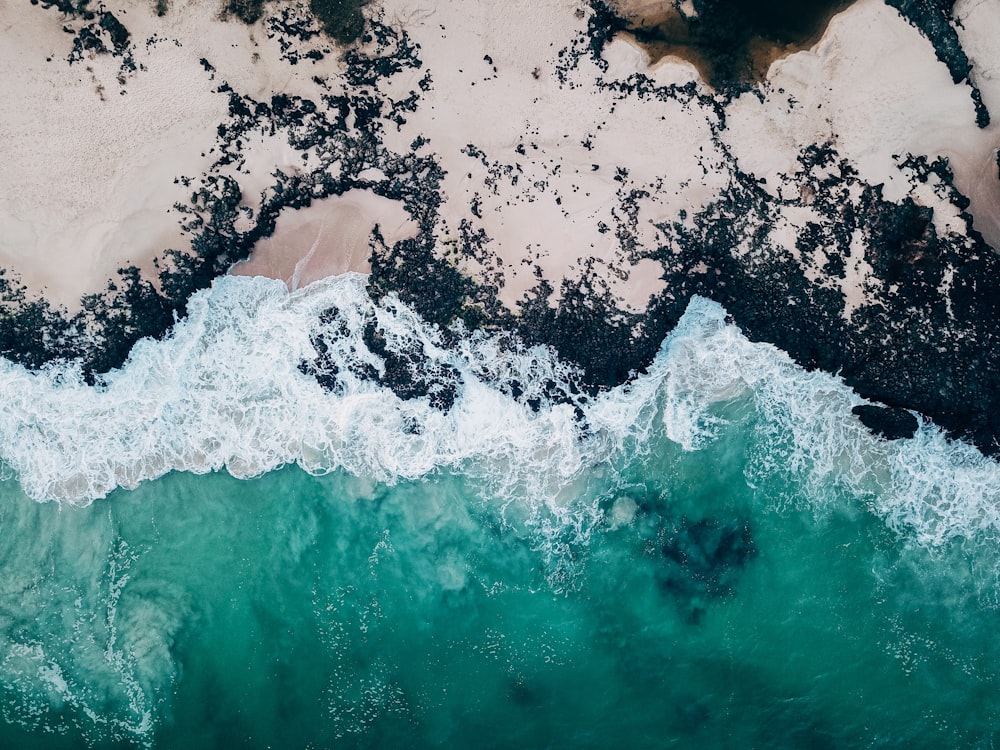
[4, 0, 999, 457]
[852, 405, 919, 440]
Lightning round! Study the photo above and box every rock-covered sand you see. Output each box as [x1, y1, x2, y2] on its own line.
[2, 0, 1000, 450]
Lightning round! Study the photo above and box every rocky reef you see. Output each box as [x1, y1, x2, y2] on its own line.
[4, 0, 999, 455]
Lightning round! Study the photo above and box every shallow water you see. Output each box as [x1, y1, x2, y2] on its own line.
[0, 275, 998, 747]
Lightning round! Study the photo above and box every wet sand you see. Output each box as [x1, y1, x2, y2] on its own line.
[230, 190, 418, 288]
[614, 0, 855, 86]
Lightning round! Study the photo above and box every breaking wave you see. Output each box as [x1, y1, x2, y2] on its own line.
[0, 273, 997, 548]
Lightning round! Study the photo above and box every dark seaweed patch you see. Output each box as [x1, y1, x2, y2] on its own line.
[225, 0, 266, 24]
[224, 0, 371, 45]
[43, 0, 136, 74]
[613, 487, 757, 621]
[309, 0, 370, 45]
[885, 0, 990, 127]
[657, 516, 756, 622]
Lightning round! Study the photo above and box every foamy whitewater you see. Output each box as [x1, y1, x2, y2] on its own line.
[1, 273, 997, 548]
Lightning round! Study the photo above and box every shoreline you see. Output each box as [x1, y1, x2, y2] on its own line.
[1, 0, 1000, 454]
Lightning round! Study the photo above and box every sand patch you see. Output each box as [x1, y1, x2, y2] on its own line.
[230, 190, 417, 288]
[0, 1, 226, 308]
[0, 0, 346, 309]
[375, 0, 716, 314]
[3, 0, 996, 325]
[952, 0, 1000, 249]
[720, 0, 1000, 280]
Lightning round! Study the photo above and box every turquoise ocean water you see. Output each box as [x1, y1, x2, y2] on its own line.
[0, 274, 997, 748]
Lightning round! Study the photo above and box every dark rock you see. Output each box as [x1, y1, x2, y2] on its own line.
[884, 0, 990, 128]
[8, 0, 1000, 464]
[852, 404, 919, 440]
[360, 319, 460, 411]
[650, 145, 1000, 456]
[657, 516, 756, 622]
[98, 11, 129, 51]
[309, 0, 370, 44]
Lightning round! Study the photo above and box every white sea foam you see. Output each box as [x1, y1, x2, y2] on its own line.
[0, 273, 997, 549]
[2, 272, 999, 748]
[0, 274, 627, 511]
[659, 297, 1000, 549]
[0, 535, 163, 749]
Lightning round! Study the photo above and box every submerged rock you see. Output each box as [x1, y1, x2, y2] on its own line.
[656, 515, 757, 622]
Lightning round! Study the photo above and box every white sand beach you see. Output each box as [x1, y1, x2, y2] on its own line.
[1, 0, 997, 316]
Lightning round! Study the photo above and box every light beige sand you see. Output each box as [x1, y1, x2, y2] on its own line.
[0, 1, 222, 308]
[230, 189, 417, 288]
[0, 0, 343, 310]
[953, 0, 1000, 249]
[373, 0, 726, 311]
[2, 0, 998, 320]
[369, 0, 1000, 316]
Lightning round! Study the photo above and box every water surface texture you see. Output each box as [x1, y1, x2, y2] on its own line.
[0, 276, 997, 748]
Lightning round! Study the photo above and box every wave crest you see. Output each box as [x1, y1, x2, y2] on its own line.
[1, 273, 998, 550]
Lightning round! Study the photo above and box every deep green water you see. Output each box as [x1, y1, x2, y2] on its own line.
[1, 406, 997, 749]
